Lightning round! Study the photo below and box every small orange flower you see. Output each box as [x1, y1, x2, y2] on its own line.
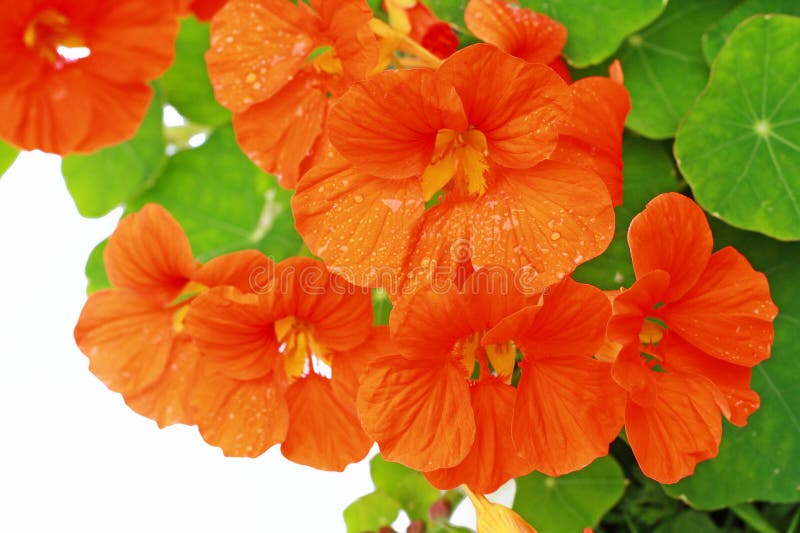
[295, 44, 617, 295]
[0, 1, 179, 154]
[357, 270, 623, 493]
[385, 0, 458, 58]
[205, 0, 379, 188]
[183, 257, 386, 470]
[607, 193, 778, 483]
[74, 204, 270, 427]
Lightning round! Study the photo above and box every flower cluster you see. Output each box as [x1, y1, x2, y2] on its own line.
[53, 0, 778, 528]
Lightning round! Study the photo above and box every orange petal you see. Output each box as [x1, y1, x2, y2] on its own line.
[513, 356, 625, 476]
[551, 75, 630, 206]
[407, 2, 459, 59]
[357, 355, 475, 471]
[281, 374, 372, 470]
[628, 193, 713, 302]
[607, 270, 670, 347]
[661, 247, 777, 367]
[661, 334, 759, 426]
[191, 0, 229, 20]
[331, 325, 396, 405]
[104, 203, 196, 303]
[328, 68, 467, 179]
[293, 151, 425, 288]
[465, 487, 538, 533]
[206, 0, 316, 112]
[470, 163, 614, 291]
[611, 344, 657, 406]
[625, 372, 722, 484]
[124, 334, 199, 427]
[464, 0, 566, 65]
[74, 289, 175, 396]
[193, 249, 274, 293]
[82, 1, 179, 83]
[437, 44, 571, 170]
[425, 378, 532, 494]
[184, 286, 280, 380]
[233, 72, 328, 189]
[191, 371, 289, 457]
[312, 0, 379, 81]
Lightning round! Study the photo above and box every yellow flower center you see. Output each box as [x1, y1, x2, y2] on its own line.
[453, 332, 516, 384]
[171, 281, 210, 333]
[23, 9, 88, 64]
[422, 128, 491, 202]
[275, 316, 330, 381]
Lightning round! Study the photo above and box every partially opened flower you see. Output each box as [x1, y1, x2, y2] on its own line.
[205, 0, 379, 188]
[295, 43, 616, 295]
[74, 204, 270, 427]
[0, 1, 179, 154]
[184, 257, 384, 470]
[384, 0, 459, 58]
[607, 192, 777, 483]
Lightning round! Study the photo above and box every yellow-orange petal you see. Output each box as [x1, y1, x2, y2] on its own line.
[465, 487, 538, 533]
[191, 371, 289, 457]
[74, 289, 175, 396]
[293, 150, 425, 288]
[104, 203, 196, 302]
[357, 355, 475, 471]
[281, 374, 372, 471]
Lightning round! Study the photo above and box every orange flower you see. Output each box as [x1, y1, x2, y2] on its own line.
[465, 0, 569, 80]
[606, 193, 778, 483]
[465, 486, 537, 533]
[385, 0, 458, 59]
[205, 0, 379, 188]
[0, 1, 178, 154]
[183, 257, 385, 470]
[295, 43, 616, 295]
[74, 204, 270, 427]
[357, 270, 623, 493]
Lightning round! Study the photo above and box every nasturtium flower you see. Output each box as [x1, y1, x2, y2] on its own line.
[0, 0, 179, 154]
[606, 193, 777, 483]
[74, 204, 269, 427]
[295, 43, 617, 295]
[465, 0, 569, 81]
[356, 269, 623, 493]
[205, 0, 379, 189]
[183, 258, 385, 471]
[465, 486, 537, 533]
[384, 0, 459, 59]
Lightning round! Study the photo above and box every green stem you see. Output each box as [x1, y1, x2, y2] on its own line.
[730, 503, 780, 533]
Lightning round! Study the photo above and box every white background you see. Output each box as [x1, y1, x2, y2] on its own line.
[0, 153, 482, 532]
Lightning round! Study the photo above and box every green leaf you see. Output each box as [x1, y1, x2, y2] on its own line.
[0, 141, 18, 176]
[85, 239, 111, 294]
[573, 135, 682, 289]
[617, 0, 737, 139]
[520, 0, 667, 68]
[513, 456, 627, 533]
[426, 0, 470, 29]
[702, 0, 800, 64]
[129, 124, 303, 262]
[372, 288, 393, 326]
[662, 220, 800, 507]
[370, 455, 441, 522]
[343, 491, 401, 533]
[62, 93, 166, 218]
[653, 511, 718, 533]
[674, 14, 800, 240]
[161, 18, 230, 127]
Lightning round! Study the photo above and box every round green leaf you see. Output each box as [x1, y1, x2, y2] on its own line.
[675, 14, 800, 241]
[62, 93, 166, 218]
[129, 124, 303, 262]
[618, 0, 737, 139]
[520, 0, 667, 68]
[654, 511, 718, 533]
[0, 141, 18, 177]
[84, 239, 110, 294]
[513, 456, 627, 533]
[574, 134, 682, 289]
[343, 491, 401, 533]
[702, 0, 800, 64]
[662, 220, 800, 508]
[161, 18, 230, 127]
[370, 455, 441, 522]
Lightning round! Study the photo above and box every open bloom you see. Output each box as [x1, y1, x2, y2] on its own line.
[205, 0, 379, 188]
[607, 193, 777, 483]
[384, 0, 458, 59]
[184, 257, 385, 470]
[74, 204, 269, 427]
[0, 1, 178, 154]
[357, 269, 623, 493]
[295, 43, 618, 296]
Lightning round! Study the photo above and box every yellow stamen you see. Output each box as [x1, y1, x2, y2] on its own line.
[171, 281, 210, 333]
[639, 320, 664, 346]
[275, 316, 329, 380]
[421, 129, 490, 201]
[453, 332, 480, 376]
[369, 18, 443, 69]
[485, 341, 516, 383]
[23, 9, 86, 64]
